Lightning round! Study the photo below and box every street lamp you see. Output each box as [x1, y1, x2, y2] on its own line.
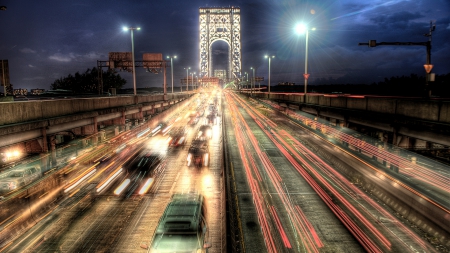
[123, 26, 141, 96]
[184, 67, 190, 92]
[195, 75, 199, 90]
[295, 23, 315, 96]
[166, 55, 177, 93]
[250, 67, 255, 96]
[264, 55, 275, 95]
[245, 72, 248, 89]
[191, 72, 195, 92]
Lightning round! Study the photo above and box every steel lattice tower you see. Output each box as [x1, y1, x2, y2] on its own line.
[199, 7, 241, 80]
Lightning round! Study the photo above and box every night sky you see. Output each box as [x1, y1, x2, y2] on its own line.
[0, 0, 449, 91]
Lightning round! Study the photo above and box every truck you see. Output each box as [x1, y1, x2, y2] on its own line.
[187, 140, 209, 168]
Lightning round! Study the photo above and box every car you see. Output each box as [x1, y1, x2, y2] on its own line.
[197, 125, 212, 140]
[0, 165, 41, 193]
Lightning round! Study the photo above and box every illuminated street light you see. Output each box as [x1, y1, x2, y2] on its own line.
[191, 72, 195, 92]
[295, 23, 315, 96]
[264, 55, 275, 95]
[250, 67, 255, 96]
[196, 75, 199, 90]
[123, 26, 141, 96]
[166, 55, 177, 93]
[184, 67, 190, 92]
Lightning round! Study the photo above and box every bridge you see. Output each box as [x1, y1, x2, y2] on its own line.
[0, 90, 449, 252]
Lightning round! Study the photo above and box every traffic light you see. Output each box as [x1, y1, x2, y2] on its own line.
[369, 40, 377, 47]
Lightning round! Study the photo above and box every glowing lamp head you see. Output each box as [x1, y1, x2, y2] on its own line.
[295, 23, 307, 35]
[122, 26, 129, 31]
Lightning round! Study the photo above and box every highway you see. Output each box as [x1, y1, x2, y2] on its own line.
[0, 93, 224, 252]
[222, 91, 444, 252]
[0, 90, 448, 252]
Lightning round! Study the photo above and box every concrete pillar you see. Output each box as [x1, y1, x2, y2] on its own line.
[100, 131, 106, 141]
[81, 139, 88, 148]
[392, 127, 398, 146]
[42, 127, 48, 153]
[91, 135, 98, 146]
[397, 135, 408, 148]
[50, 140, 57, 167]
[40, 153, 50, 173]
[93, 116, 98, 134]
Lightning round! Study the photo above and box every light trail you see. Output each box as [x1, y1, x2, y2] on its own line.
[251, 95, 439, 252]
[230, 92, 386, 252]
[263, 99, 450, 212]
[227, 92, 324, 252]
[114, 179, 131, 195]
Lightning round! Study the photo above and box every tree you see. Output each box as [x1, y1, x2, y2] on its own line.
[50, 67, 126, 93]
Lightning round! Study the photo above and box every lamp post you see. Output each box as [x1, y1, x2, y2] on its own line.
[123, 26, 140, 96]
[167, 55, 177, 93]
[196, 75, 199, 90]
[250, 67, 255, 96]
[295, 24, 315, 96]
[191, 72, 195, 92]
[184, 67, 190, 92]
[264, 55, 275, 95]
[245, 72, 249, 89]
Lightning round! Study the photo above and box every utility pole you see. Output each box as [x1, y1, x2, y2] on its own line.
[358, 21, 436, 98]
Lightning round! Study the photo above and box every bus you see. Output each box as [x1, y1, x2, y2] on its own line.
[150, 193, 210, 252]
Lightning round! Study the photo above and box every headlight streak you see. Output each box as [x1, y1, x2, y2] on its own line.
[63, 162, 99, 193]
[162, 124, 173, 135]
[137, 128, 150, 138]
[88, 161, 116, 183]
[151, 125, 162, 134]
[63, 169, 97, 193]
[96, 168, 123, 193]
[203, 153, 209, 167]
[114, 179, 130, 195]
[244, 94, 439, 252]
[177, 137, 185, 145]
[138, 178, 154, 195]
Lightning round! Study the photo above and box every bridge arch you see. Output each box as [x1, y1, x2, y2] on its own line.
[199, 7, 241, 80]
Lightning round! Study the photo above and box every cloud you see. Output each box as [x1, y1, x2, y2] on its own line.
[28, 64, 35, 68]
[370, 11, 424, 29]
[20, 48, 36, 54]
[48, 52, 102, 62]
[49, 53, 74, 62]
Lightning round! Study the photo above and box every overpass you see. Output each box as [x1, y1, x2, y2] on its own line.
[0, 93, 190, 168]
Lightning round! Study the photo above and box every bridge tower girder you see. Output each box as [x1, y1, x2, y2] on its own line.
[199, 7, 241, 80]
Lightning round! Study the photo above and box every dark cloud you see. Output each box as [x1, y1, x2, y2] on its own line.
[370, 11, 424, 29]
